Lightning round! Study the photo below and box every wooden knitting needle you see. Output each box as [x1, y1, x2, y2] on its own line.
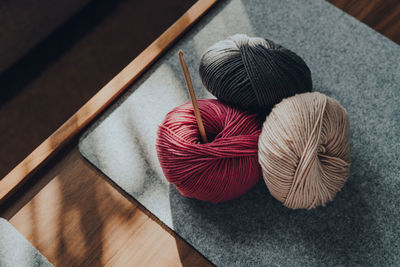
[178, 50, 208, 143]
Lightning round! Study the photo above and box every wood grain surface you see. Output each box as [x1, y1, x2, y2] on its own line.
[1, 1, 399, 266]
[0, 0, 217, 204]
[4, 146, 211, 266]
[328, 0, 400, 44]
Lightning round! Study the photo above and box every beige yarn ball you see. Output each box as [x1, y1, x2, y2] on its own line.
[258, 92, 350, 210]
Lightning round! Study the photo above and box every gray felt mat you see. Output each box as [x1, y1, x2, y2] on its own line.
[79, 0, 400, 265]
[0, 218, 53, 267]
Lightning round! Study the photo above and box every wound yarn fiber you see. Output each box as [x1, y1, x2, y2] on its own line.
[258, 92, 350, 210]
[199, 34, 312, 111]
[156, 99, 262, 203]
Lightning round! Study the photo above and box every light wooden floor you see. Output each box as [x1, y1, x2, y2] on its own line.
[1, 1, 399, 266]
[3, 144, 212, 266]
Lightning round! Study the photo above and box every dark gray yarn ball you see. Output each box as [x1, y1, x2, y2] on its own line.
[199, 34, 312, 110]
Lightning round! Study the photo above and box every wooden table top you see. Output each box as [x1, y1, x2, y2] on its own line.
[1, 0, 399, 265]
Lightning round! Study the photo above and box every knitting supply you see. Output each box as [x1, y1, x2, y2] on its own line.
[156, 99, 262, 203]
[178, 50, 208, 143]
[199, 34, 312, 111]
[258, 92, 350, 210]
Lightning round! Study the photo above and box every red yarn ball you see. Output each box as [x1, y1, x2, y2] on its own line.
[156, 99, 262, 203]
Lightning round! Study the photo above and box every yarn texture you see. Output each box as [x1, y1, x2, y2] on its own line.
[199, 34, 312, 111]
[258, 92, 350, 210]
[156, 99, 262, 203]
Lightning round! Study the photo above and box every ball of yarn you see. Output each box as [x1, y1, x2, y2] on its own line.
[258, 92, 350, 210]
[199, 34, 312, 111]
[156, 99, 262, 203]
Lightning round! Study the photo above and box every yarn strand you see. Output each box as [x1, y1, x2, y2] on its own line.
[258, 92, 350, 210]
[156, 99, 262, 203]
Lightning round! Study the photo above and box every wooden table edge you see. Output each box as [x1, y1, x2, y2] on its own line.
[0, 0, 218, 204]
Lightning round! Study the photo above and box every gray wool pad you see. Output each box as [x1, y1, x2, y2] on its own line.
[0, 218, 53, 267]
[79, 0, 400, 265]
